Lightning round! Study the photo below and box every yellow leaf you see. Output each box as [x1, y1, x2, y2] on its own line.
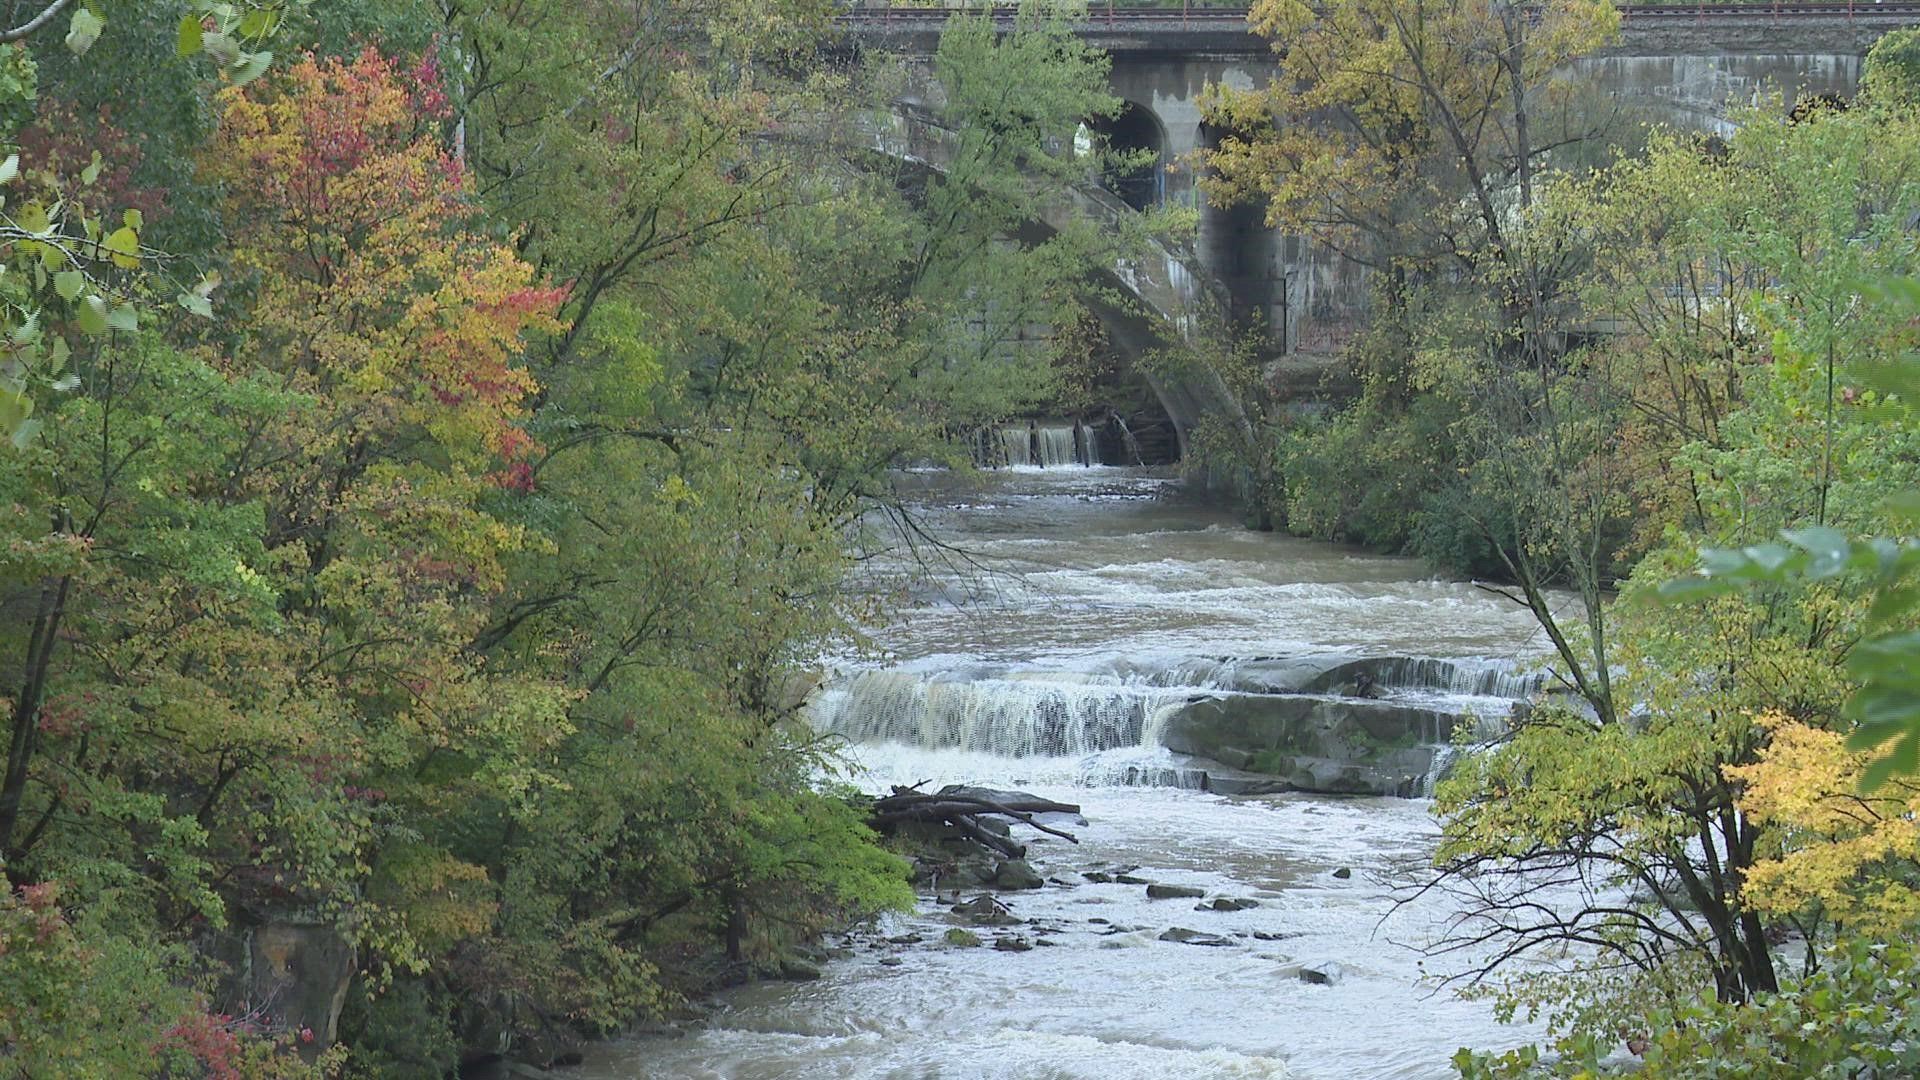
[103, 226, 139, 269]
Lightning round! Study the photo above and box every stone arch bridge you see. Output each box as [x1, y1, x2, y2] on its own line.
[841, 4, 1918, 449]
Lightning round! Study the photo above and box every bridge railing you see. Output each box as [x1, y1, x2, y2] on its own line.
[838, 2, 1920, 25]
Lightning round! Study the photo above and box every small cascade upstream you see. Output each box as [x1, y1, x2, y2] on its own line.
[981, 421, 1109, 468]
[996, 425, 1032, 468]
[1035, 425, 1079, 468]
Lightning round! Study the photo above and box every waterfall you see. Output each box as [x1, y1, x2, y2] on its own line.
[1296, 656, 1544, 701]
[1369, 657, 1544, 699]
[1420, 743, 1463, 798]
[813, 670, 1183, 757]
[1035, 425, 1080, 468]
[996, 426, 1032, 468]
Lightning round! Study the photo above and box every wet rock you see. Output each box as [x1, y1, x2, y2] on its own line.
[1252, 930, 1301, 942]
[1332, 867, 1352, 879]
[1088, 917, 1110, 925]
[879, 956, 904, 967]
[1160, 692, 1456, 797]
[1204, 897, 1258, 911]
[1114, 873, 1151, 886]
[1146, 883, 1206, 900]
[993, 858, 1045, 890]
[776, 958, 822, 982]
[887, 933, 924, 945]
[1200, 773, 1295, 797]
[943, 928, 982, 948]
[1158, 927, 1235, 947]
[1210, 746, 1255, 770]
[962, 858, 1000, 887]
[1299, 961, 1343, 986]
[951, 894, 1022, 926]
[1082, 870, 1114, 883]
[994, 936, 1033, 952]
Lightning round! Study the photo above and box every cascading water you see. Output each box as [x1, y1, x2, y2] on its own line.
[997, 425, 1032, 467]
[816, 670, 1176, 756]
[1358, 657, 1544, 699]
[812, 668, 1206, 787]
[986, 422, 1101, 469]
[1035, 425, 1080, 468]
[589, 469, 1576, 1080]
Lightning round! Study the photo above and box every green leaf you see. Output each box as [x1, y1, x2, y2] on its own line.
[1784, 526, 1852, 578]
[1742, 542, 1798, 575]
[1884, 489, 1920, 527]
[177, 290, 213, 319]
[237, 8, 272, 39]
[1868, 584, 1920, 628]
[105, 303, 137, 334]
[199, 30, 239, 66]
[53, 269, 83, 301]
[177, 13, 203, 57]
[8, 415, 41, 448]
[79, 151, 101, 187]
[1860, 733, 1920, 792]
[77, 295, 108, 335]
[1657, 575, 1737, 602]
[122, 208, 142, 231]
[231, 50, 273, 87]
[0, 154, 18, 186]
[65, 6, 103, 55]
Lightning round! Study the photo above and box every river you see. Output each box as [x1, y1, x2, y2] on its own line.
[581, 467, 1566, 1080]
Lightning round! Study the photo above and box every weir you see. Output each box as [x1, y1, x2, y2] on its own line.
[812, 650, 1539, 795]
[981, 421, 1134, 468]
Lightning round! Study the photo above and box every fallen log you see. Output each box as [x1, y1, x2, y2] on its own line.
[870, 798, 1079, 844]
[868, 785, 1081, 847]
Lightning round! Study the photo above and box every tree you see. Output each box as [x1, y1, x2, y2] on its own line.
[1432, 74, 1920, 1071]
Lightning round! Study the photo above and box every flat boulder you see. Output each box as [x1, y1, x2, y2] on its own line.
[1158, 927, 1235, 947]
[1146, 883, 1206, 900]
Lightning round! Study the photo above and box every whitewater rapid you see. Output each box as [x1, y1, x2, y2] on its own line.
[581, 468, 1564, 1080]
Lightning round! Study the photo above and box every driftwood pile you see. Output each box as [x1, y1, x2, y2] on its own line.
[868, 783, 1081, 859]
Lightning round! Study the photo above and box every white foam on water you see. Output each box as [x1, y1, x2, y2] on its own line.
[584, 470, 1574, 1080]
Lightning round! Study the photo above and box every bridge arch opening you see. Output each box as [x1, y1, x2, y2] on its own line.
[1088, 100, 1169, 212]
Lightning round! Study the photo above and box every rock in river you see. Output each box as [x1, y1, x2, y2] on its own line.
[993, 858, 1045, 890]
[1158, 927, 1235, 947]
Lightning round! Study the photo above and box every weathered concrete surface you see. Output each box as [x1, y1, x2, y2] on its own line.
[849, 10, 1900, 355]
[248, 923, 355, 1050]
[842, 8, 1918, 62]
